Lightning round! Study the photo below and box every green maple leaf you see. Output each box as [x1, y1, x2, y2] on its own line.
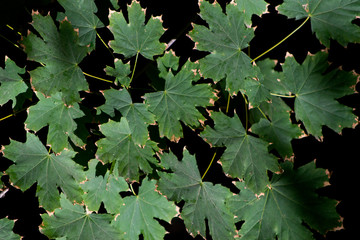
[3, 132, 85, 210]
[227, 161, 340, 239]
[277, 52, 357, 137]
[112, 179, 177, 240]
[257, 59, 288, 95]
[0, 58, 27, 107]
[234, 0, 268, 25]
[156, 50, 179, 79]
[0, 218, 20, 240]
[105, 59, 131, 87]
[243, 73, 271, 107]
[25, 92, 85, 153]
[251, 96, 302, 158]
[278, 0, 360, 47]
[42, 194, 122, 240]
[189, 1, 258, 93]
[81, 159, 128, 214]
[145, 61, 216, 139]
[22, 14, 88, 104]
[98, 88, 155, 145]
[201, 112, 279, 193]
[157, 151, 236, 240]
[95, 118, 158, 181]
[57, 0, 104, 48]
[109, 1, 165, 59]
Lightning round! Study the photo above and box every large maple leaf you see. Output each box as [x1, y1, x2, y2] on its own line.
[3, 133, 85, 210]
[95, 118, 158, 181]
[227, 162, 340, 239]
[145, 61, 216, 139]
[112, 179, 177, 240]
[25, 92, 85, 153]
[201, 111, 279, 193]
[157, 151, 236, 240]
[22, 14, 88, 104]
[278, 0, 360, 47]
[278, 52, 357, 137]
[189, 1, 258, 94]
[42, 194, 122, 240]
[109, 1, 165, 60]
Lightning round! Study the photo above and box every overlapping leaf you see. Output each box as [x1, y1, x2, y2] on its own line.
[251, 96, 302, 158]
[3, 133, 85, 210]
[42, 194, 122, 240]
[201, 111, 279, 193]
[98, 88, 154, 145]
[25, 92, 85, 153]
[22, 14, 88, 104]
[278, 0, 360, 47]
[109, 1, 165, 59]
[158, 151, 236, 240]
[105, 59, 131, 87]
[189, 1, 258, 93]
[227, 162, 340, 239]
[145, 61, 216, 139]
[112, 179, 177, 240]
[276, 52, 357, 137]
[95, 118, 158, 181]
[0, 58, 27, 107]
[81, 159, 128, 214]
[57, 0, 104, 48]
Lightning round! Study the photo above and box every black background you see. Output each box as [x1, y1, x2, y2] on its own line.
[0, 0, 359, 239]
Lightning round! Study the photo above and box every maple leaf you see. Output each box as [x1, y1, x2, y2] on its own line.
[251, 96, 302, 158]
[0, 218, 20, 240]
[112, 179, 177, 240]
[25, 92, 85, 153]
[277, 52, 357, 137]
[157, 151, 236, 240]
[57, 0, 104, 49]
[201, 111, 279, 193]
[257, 59, 288, 95]
[98, 88, 155, 145]
[156, 50, 179, 79]
[227, 162, 340, 239]
[189, 1, 258, 94]
[278, 0, 360, 47]
[81, 159, 128, 214]
[145, 61, 216, 139]
[41, 194, 122, 240]
[95, 118, 158, 181]
[105, 59, 131, 87]
[234, 0, 268, 26]
[22, 14, 88, 104]
[109, 1, 165, 60]
[0, 58, 27, 107]
[3, 133, 85, 210]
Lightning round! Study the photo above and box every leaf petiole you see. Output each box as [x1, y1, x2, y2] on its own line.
[251, 16, 310, 62]
[83, 72, 113, 83]
[201, 151, 217, 180]
[270, 92, 296, 98]
[96, 31, 114, 58]
[130, 183, 137, 196]
[129, 50, 140, 86]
